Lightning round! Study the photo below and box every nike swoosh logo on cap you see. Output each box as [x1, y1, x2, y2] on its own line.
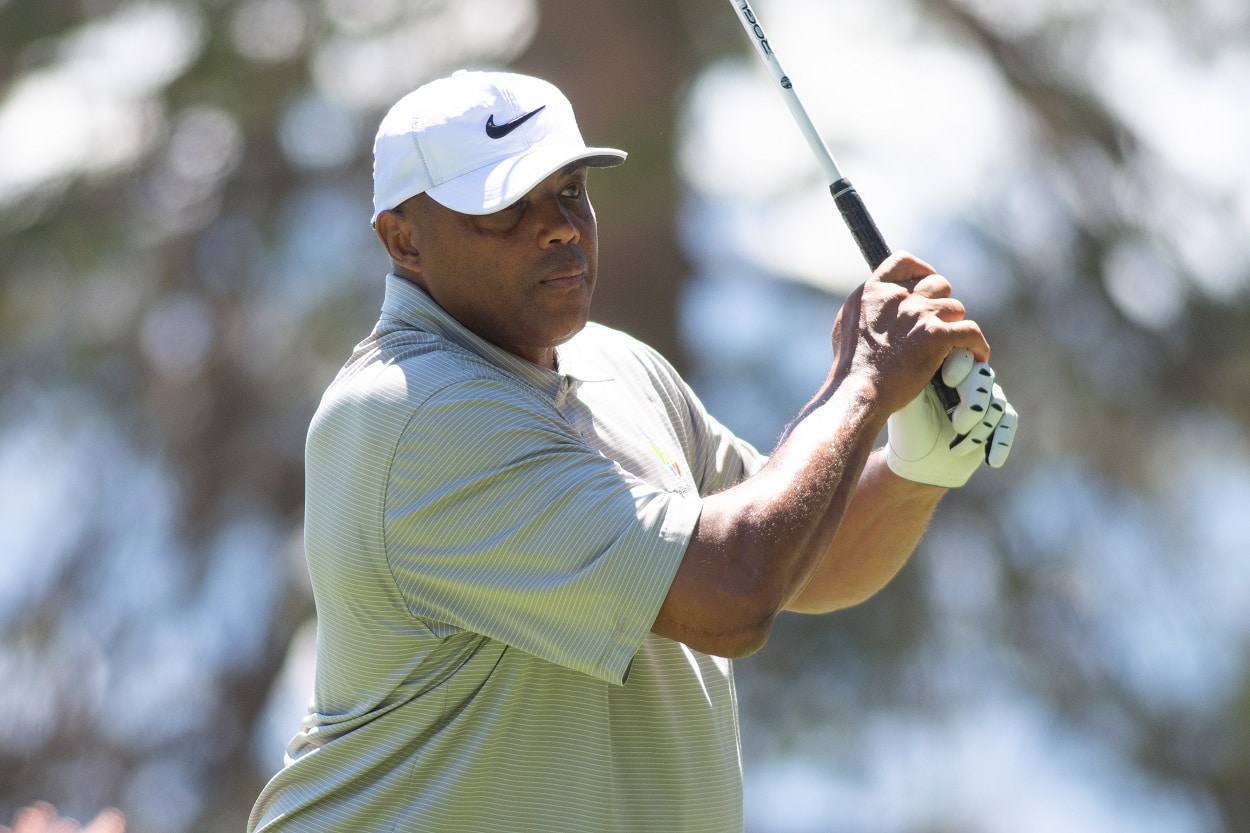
[485, 106, 546, 139]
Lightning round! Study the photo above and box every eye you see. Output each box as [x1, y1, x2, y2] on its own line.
[476, 200, 526, 232]
[561, 181, 584, 199]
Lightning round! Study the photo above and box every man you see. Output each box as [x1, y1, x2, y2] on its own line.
[249, 70, 1017, 832]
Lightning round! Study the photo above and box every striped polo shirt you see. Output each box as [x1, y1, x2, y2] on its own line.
[249, 275, 767, 833]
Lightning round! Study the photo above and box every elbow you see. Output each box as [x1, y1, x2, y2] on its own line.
[714, 584, 783, 657]
[696, 610, 777, 659]
[678, 617, 775, 660]
[657, 506, 796, 657]
[657, 582, 783, 659]
[717, 618, 775, 658]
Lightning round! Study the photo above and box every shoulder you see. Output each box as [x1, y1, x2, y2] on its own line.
[312, 325, 547, 446]
[575, 321, 662, 355]
[569, 323, 684, 383]
[345, 324, 532, 400]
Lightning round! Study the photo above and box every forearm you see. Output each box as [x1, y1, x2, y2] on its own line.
[654, 377, 887, 655]
[653, 253, 990, 656]
[785, 448, 945, 614]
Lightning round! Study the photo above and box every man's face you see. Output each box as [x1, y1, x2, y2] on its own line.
[396, 163, 598, 369]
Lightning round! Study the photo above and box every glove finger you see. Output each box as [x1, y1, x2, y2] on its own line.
[986, 398, 1018, 468]
[940, 347, 976, 388]
[950, 362, 995, 436]
[950, 381, 1006, 455]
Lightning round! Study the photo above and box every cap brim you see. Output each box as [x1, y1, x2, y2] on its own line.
[426, 145, 627, 216]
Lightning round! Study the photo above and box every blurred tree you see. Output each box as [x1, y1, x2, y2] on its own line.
[0, 0, 717, 827]
[513, 0, 713, 371]
[1, 0, 1248, 831]
[723, 2, 1250, 831]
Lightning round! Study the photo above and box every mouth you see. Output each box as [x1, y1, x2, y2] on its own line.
[540, 271, 586, 289]
[538, 251, 589, 289]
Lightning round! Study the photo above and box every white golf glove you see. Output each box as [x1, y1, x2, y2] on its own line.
[886, 349, 1018, 488]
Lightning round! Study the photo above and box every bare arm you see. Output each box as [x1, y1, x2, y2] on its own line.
[651, 253, 988, 658]
[653, 376, 886, 658]
[784, 448, 945, 614]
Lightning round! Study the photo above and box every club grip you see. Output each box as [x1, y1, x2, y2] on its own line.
[831, 178, 891, 270]
[830, 178, 961, 414]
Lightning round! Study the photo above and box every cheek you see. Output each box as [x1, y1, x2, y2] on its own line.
[423, 241, 499, 312]
[579, 205, 599, 262]
[446, 238, 503, 283]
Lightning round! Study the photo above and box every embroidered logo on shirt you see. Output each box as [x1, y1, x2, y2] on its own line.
[649, 440, 683, 480]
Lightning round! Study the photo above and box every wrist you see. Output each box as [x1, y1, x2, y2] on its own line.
[878, 448, 950, 496]
[830, 375, 890, 437]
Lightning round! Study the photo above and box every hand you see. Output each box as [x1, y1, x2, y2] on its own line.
[831, 253, 990, 416]
[1, 803, 126, 833]
[886, 352, 1018, 487]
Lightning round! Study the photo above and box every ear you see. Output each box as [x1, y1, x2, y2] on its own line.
[374, 209, 423, 278]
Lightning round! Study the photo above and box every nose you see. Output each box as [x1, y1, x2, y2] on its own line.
[534, 195, 580, 248]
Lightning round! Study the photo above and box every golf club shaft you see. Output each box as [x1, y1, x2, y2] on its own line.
[727, 0, 891, 269]
[727, 0, 961, 410]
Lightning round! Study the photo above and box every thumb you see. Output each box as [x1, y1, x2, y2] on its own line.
[887, 388, 944, 462]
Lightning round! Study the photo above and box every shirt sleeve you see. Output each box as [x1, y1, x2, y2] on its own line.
[618, 334, 768, 495]
[383, 377, 701, 686]
[682, 394, 768, 496]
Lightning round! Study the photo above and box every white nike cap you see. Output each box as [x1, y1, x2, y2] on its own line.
[371, 70, 627, 222]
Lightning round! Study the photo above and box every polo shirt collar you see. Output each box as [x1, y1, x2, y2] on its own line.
[380, 274, 612, 395]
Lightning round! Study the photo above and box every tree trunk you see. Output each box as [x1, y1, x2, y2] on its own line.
[516, 0, 704, 372]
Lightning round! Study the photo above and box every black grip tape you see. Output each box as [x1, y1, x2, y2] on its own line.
[831, 178, 891, 270]
[830, 178, 961, 414]
[934, 379, 960, 414]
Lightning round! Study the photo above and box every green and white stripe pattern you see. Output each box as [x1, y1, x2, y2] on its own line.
[249, 276, 766, 833]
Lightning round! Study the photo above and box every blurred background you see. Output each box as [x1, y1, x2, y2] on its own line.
[2, 0, 1249, 830]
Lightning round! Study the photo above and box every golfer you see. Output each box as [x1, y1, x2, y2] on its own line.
[249, 69, 1017, 833]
